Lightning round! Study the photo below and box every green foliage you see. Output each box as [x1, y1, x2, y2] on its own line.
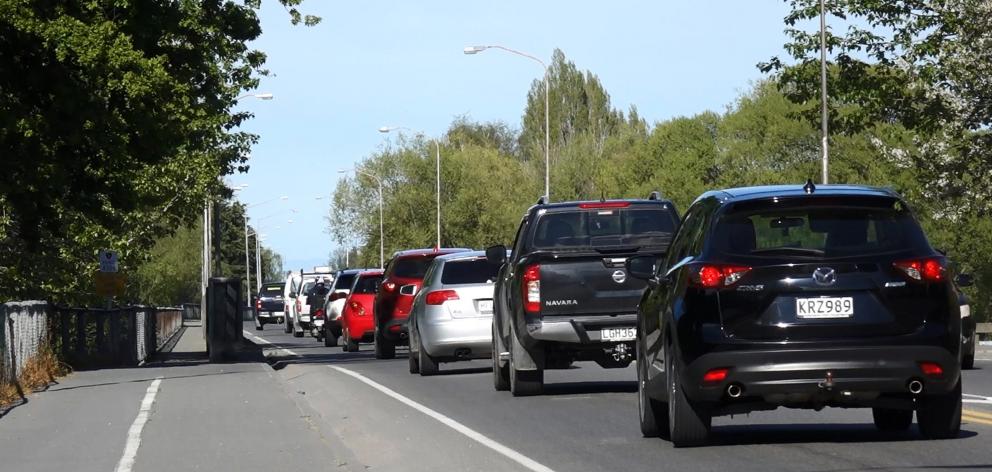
[0, 1, 316, 304]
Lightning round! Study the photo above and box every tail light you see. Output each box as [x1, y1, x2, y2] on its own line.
[255, 299, 261, 310]
[522, 264, 541, 314]
[295, 299, 301, 313]
[702, 367, 729, 385]
[894, 258, 945, 282]
[919, 361, 943, 378]
[691, 264, 751, 288]
[314, 309, 325, 320]
[426, 290, 459, 305]
[383, 282, 397, 293]
[578, 201, 631, 209]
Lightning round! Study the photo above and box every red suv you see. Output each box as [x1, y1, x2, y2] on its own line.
[374, 248, 470, 359]
[340, 270, 384, 352]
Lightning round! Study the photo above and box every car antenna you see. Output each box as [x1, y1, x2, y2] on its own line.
[536, 195, 547, 205]
[648, 191, 661, 201]
[803, 179, 816, 194]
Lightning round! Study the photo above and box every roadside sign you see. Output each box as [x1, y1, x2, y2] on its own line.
[95, 272, 126, 296]
[100, 250, 119, 273]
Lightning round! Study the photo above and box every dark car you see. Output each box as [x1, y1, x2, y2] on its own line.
[960, 290, 977, 369]
[373, 247, 471, 359]
[629, 183, 965, 446]
[487, 192, 680, 396]
[253, 282, 286, 330]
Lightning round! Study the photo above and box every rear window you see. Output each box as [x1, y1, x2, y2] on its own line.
[333, 273, 357, 291]
[261, 284, 283, 294]
[441, 259, 501, 285]
[301, 281, 315, 294]
[392, 256, 437, 279]
[713, 198, 930, 259]
[353, 275, 383, 294]
[532, 207, 677, 249]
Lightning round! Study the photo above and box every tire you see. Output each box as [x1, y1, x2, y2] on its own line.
[509, 337, 543, 396]
[872, 407, 913, 431]
[917, 380, 962, 440]
[408, 351, 420, 374]
[492, 325, 509, 391]
[293, 326, 304, 338]
[374, 326, 396, 360]
[255, 322, 264, 331]
[638, 341, 669, 438]
[324, 331, 338, 347]
[419, 340, 439, 376]
[667, 346, 711, 447]
[342, 328, 359, 352]
[962, 354, 975, 370]
[284, 316, 292, 334]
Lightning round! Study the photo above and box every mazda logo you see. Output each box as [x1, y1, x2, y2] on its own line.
[812, 267, 837, 286]
[612, 270, 627, 284]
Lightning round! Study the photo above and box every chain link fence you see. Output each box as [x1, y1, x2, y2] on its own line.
[0, 301, 50, 384]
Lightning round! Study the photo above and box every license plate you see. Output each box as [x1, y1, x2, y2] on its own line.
[477, 300, 494, 314]
[314, 319, 324, 327]
[796, 297, 854, 319]
[601, 327, 636, 342]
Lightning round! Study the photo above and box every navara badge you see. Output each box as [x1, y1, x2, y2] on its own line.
[612, 270, 627, 284]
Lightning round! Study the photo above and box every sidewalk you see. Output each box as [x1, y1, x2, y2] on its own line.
[0, 323, 343, 472]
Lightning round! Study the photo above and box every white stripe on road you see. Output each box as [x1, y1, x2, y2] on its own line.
[328, 365, 556, 472]
[964, 394, 992, 405]
[114, 377, 163, 472]
[243, 331, 300, 356]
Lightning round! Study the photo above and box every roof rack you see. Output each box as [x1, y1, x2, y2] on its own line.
[648, 191, 662, 201]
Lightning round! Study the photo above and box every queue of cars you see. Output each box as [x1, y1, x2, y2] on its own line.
[252, 182, 976, 447]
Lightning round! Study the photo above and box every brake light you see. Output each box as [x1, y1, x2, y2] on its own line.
[314, 309, 325, 320]
[702, 367, 729, 385]
[894, 258, 945, 282]
[383, 282, 397, 293]
[255, 299, 261, 310]
[578, 201, 631, 209]
[694, 264, 751, 288]
[295, 299, 301, 313]
[919, 361, 943, 378]
[426, 290, 460, 305]
[522, 264, 541, 314]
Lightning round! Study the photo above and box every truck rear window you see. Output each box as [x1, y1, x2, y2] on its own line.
[353, 275, 383, 294]
[532, 207, 676, 249]
[261, 284, 283, 294]
[714, 198, 930, 259]
[441, 259, 500, 285]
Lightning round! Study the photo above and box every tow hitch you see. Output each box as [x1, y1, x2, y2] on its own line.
[610, 343, 632, 363]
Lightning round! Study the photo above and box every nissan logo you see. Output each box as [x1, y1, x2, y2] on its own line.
[612, 270, 627, 284]
[812, 267, 837, 286]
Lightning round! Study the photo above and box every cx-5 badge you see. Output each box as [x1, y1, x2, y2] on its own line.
[813, 267, 837, 286]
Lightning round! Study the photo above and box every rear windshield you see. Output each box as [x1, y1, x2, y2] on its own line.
[261, 284, 283, 294]
[353, 275, 384, 294]
[532, 207, 677, 249]
[713, 198, 930, 259]
[441, 259, 501, 285]
[392, 256, 437, 279]
[333, 273, 357, 291]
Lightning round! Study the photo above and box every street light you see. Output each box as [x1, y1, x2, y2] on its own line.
[379, 126, 441, 248]
[819, 0, 829, 184]
[248, 221, 291, 295]
[236, 92, 274, 101]
[465, 44, 550, 201]
[243, 196, 289, 296]
[339, 168, 384, 269]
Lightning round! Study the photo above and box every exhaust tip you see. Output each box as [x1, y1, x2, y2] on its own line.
[908, 379, 924, 394]
[727, 383, 744, 398]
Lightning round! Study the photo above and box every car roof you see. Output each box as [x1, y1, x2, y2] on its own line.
[390, 248, 472, 258]
[434, 250, 488, 262]
[529, 198, 674, 213]
[336, 268, 372, 275]
[697, 184, 900, 205]
[357, 270, 384, 277]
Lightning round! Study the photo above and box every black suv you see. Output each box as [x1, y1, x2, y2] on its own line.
[629, 183, 966, 446]
[487, 193, 680, 396]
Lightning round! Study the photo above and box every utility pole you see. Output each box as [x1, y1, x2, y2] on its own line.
[820, 0, 829, 184]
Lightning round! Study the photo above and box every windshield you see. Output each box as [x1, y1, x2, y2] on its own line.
[713, 198, 931, 259]
[353, 275, 384, 294]
[532, 207, 677, 250]
[261, 284, 283, 294]
[441, 259, 501, 285]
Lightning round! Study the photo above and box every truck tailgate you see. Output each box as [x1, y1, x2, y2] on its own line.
[537, 254, 649, 316]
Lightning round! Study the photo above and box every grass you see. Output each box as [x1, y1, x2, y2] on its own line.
[0, 347, 70, 408]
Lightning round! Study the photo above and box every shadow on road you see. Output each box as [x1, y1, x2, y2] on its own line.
[542, 380, 637, 395]
[705, 423, 979, 447]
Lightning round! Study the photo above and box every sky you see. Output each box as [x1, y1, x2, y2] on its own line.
[231, 0, 793, 272]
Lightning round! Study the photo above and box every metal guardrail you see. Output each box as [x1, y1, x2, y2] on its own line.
[182, 303, 201, 321]
[0, 301, 49, 384]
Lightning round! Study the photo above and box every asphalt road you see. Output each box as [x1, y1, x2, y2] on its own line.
[246, 321, 992, 472]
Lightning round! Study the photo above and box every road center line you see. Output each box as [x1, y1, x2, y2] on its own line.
[328, 365, 556, 472]
[114, 377, 163, 472]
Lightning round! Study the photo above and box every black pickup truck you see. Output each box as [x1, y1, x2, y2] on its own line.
[254, 281, 286, 330]
[487, 193, 680, 396]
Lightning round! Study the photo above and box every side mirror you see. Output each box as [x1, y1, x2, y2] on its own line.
[486, 245, 507, 265]
[399, 284, 418, 296]
[627, 255, 664, 286]
[956, 273, 974, 287]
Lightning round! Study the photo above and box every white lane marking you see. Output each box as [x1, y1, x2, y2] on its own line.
[328, 365, 555, 472]
[964, 394, 992, 405]
[114, 377, 163, 472]
[243, 331, 300, 356]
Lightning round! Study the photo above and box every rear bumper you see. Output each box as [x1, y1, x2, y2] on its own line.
[421, 317, 492, 358]
[256, 311, 284, 319]
[381, 317, 409, 342]
[523, 314, 637, 344]
[676, 345, 960, 405]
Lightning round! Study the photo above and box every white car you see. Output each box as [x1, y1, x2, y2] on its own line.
[282, 271, 302, 334]
[287, 269, 333, 338]
[320, 268, 367, 347]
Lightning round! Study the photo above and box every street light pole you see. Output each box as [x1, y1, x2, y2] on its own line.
[464, 45, 550, 201]
[339, 168, 384, 269]
[379, 126, 441, 247]
[240, 196, 288, 298]
[819, 0, 829, 184]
